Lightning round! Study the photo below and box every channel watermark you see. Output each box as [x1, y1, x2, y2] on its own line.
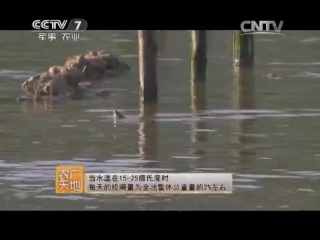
[31, 18, 88, 42]
[240, 21, 284, 35]
[31, 18, 88, 32]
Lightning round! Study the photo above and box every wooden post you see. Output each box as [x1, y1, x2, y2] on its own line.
[233, 31, 254, 67]
[231, 67, 256, 161]
[190, 81, 208, 155]
[191, 31, 207, 82]
[138, 103, 158, 160]
[158, 30, 167, 57]
[138, 30, 158, 104]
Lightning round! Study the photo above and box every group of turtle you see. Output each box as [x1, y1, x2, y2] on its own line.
[19, 50, 130, 101]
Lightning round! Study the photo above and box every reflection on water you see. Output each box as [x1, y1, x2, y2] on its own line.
[190, 81, 208, 155]
[138, 103, 158, 160]
[231, 67, 256, 162]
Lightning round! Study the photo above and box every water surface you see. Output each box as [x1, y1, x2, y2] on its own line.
[1, 31, 320, 210]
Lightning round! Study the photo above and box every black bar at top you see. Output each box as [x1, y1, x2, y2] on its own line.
[0, 18, 318, 30]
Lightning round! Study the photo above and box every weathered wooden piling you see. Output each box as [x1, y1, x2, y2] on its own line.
[190, 30, 208, 154]
[231, 67, 256, 161]
[138, 30, 158, 104]
[190, 31, 207, 82]
[233, 31, 254, 67]
[157, 31, 167, 57]
[190, 81, 208, 154]
[138, 103, 158, 160]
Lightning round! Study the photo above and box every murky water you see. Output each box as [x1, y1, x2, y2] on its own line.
[1, 30, 320, 210]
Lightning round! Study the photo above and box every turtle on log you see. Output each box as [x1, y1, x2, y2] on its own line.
[19, 50, 129, 102]
[64, 50, 130, 81]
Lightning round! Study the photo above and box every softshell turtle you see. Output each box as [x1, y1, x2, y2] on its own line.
[18, 50, 129, 103]
[64, 50, 130, 81]
[113, 109, 126, 119]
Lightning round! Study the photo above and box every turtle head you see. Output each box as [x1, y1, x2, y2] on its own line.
[113, 110, 125, 119]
